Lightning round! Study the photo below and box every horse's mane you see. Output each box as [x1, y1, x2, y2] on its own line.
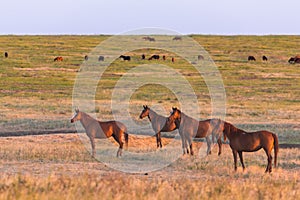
[224, 122, 245, 134]
[81, 111, 98, 122]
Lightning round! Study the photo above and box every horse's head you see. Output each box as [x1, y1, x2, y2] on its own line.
[139, 105, 150, 119]
[70, 108, 81, 123]
[167, 107, 181, 126]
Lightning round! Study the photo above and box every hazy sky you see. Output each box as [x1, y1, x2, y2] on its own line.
[1, 0, 300, 35]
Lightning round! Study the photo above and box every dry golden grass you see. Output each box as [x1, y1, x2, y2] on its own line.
[0, 134, 299, 200]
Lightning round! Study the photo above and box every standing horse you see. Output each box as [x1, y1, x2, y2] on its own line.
[70, 109, 129, 157]
[120, 55, 131, 61]
[222, 122, 279, 173]
[98, 56, 104, 61]
[167, 107, 224, 156]
[139, 105, 177, 148]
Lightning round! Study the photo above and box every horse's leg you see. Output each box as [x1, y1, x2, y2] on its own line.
[206, 137, 212, 155]
[264, 148, 272, 173]
[157, 132, 162, 148]
[180, 134, 185, 155]
[238, 151, 245, 171]
[89, 137, 95, 157]
[232, 149, 238, 171]
[217, 138, 222, 156]
[112, 134, 123, 157]
[155, 133, 159, 148]
[185, 139, 189, 154]
[187, 136, 193, 155]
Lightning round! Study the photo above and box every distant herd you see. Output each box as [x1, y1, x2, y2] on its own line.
[2, 35, 300, 64]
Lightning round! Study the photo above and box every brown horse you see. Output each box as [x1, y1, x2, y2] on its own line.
[54, 56, 63, 61]
[139, 105, 177, 148]
[222, 122, 279, 173]
[167, 107, 224, 156]
[70, 109, 128, 157]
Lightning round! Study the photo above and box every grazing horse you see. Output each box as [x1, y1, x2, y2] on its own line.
[148, 55, 160, 60]
[222, 122, 279, 173]
[171, 57, 175, 63]
[142, 36, 155, 42]
[198, 55, 204, 60]
[70, 109, 129, 157]
[262, 55, 268, 61]
[4, 52, 8, 58]
[173, 36, 182, 41]
[139, 105, 177, 148]
[162, 55, 166, 60]
[54, 56, 63, 61]
[288, 56, 300, 64]
[120, 55, 131, 61]
[167, 107, 224, 156]
[248, 56, 256, 61]
[98, 56, 104, 61]
[141, 54, 146, 60]
[84, 55, 89, 61]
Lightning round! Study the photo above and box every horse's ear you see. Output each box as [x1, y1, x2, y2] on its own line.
[75, 107, 79, 113]
[172, 107, 176, 110]
[143, 105, 146, 109]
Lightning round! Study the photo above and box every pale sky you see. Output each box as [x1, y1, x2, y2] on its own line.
[1, 0, 299, 35]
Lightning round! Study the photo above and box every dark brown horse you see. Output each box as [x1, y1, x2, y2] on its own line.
[262, 55, 268, 61]
[120, 55, 131, 61]
[70, 109, 129, 157]
[248, 56, 256, 61]
[167, 107, 224, 156]
[148, 55, 160, 60]
[98, 55, 104, 61]
[222, 122, 279, 173]
[288, 56, 300, 64]
[139, 105, 177, 148]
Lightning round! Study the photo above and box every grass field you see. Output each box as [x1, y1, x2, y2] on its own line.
[0, 35, 299, 199]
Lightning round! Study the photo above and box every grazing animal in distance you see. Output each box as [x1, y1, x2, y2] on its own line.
[84, 55, 89, 61]
[198, 55, 204, 60]
[162, 55, 166, 60]
[139, 105, 178, 148]
[221, 122, 279, 173]
[262, 55, 268, 61]
[70, 108, 129, 157]
[98, 56, 104, 61]
[119, 55, 131, 61]
[248, 56, 256, 61]
[167, 107, 225, 156]
[4, 52, 8, 58]
[171, 57, 175, 63]
[148, 55, 160, 60]
[141, 54, 146, 60]
[173, 36, 182, 41]
[54, 56, 63, 61]
[142, 36, 155, 42]
[288, 55, 300, 64]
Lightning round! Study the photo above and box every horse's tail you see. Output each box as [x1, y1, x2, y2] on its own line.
[124, 132, 129, 149]
[273, 133, 279, 168]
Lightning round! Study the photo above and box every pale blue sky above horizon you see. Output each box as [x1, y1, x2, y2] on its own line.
[1, 0, 299, 35]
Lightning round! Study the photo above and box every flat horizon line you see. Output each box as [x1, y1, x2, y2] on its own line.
[0, 33, 299, 36]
